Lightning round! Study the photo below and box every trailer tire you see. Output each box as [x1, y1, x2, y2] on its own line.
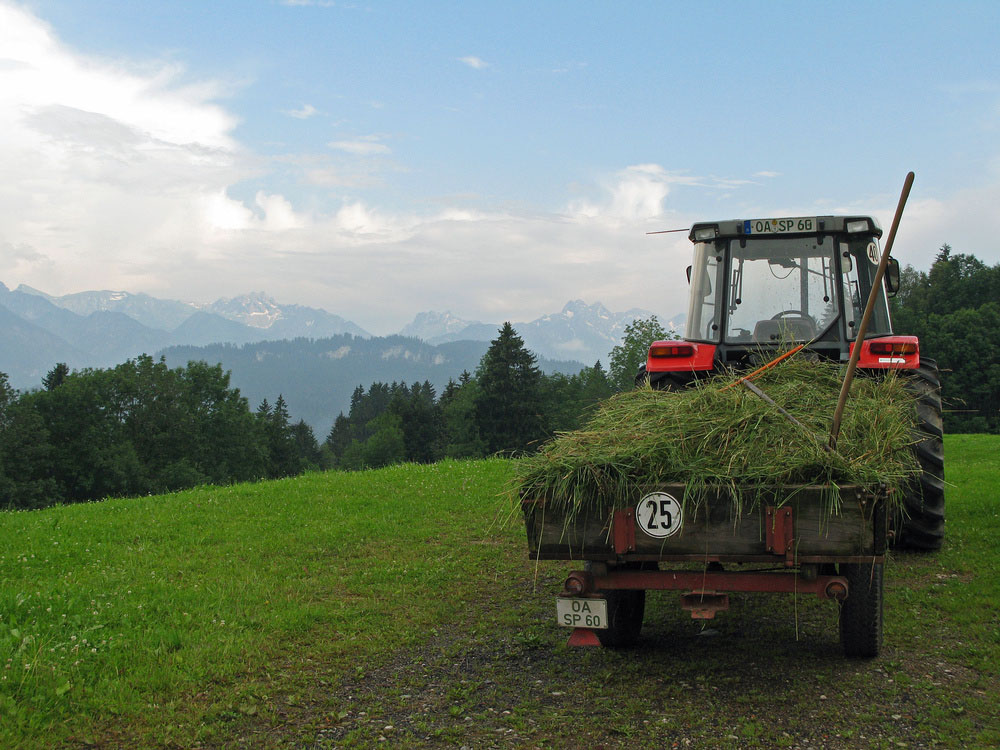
[586, 562, 648, 648]
[896, 358, 945, 551]
[839, 562, 883, 658]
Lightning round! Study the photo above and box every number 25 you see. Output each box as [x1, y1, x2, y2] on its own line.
[646, 499, 673, 530]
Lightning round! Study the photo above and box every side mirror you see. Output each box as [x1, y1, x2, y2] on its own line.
[884, 258, 900, 297]
[686, 265, 692, 284]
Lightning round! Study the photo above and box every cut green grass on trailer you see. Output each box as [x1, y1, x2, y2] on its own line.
[0, 436, 997, 748]
[514, 356, 920, 522]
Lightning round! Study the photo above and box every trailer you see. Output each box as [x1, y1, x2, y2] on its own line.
[523, 484, 886, 657]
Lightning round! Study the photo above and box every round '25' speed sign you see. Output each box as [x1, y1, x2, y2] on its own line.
[636, 492, 683, 538]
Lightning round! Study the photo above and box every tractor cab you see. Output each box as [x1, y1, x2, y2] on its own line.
[647, 216, 915, 386]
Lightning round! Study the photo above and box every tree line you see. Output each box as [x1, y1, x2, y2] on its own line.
[0, 355, 322, 510]
[890, 244, 1000, 433]
[1, 321, 663, 510]
[325, 322, 622, 469]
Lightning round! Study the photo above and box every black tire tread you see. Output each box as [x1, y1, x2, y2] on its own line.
[839, 562, 883, 658]
[595, 589, 646, 648]
[897, 358, 946, 551]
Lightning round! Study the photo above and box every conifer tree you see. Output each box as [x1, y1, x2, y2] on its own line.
[266, 394, 299, 477]
[474, 323, 545, 455]
[42, 363, 70, 391]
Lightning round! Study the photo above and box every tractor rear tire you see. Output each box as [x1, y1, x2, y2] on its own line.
[587, 562, 647, 648]
[637, 363, 701, 392]
[839, 562, 883, 658]
[896, 358, 946, 551]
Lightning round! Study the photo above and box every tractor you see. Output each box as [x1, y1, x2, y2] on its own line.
[641, 215, 944, 551]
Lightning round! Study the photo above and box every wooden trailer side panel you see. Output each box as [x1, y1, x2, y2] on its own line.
[524, 484, 881, 561]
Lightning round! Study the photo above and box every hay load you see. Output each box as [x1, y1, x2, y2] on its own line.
[514, 356, 920, 518]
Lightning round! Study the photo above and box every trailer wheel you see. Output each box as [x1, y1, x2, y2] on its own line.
[839, 562, 883, 658]
[595, 589, 645, 648]
[586, 562, 648, 648]
[897, 358, 945, 551]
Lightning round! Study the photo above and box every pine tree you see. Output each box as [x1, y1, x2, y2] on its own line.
[290, 419, 322, 470]
[42, 363, 70, 391]
[266, 394, 299, 477]
[474, 323, 545, 455]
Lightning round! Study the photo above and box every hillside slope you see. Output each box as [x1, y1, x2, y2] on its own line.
[0, 437, 997, 748]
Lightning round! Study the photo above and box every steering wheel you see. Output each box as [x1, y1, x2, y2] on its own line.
[771, 310, 809, 320]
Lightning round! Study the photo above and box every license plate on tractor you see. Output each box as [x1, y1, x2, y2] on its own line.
[556, 597, 608, 629]
[744, 217, 816, 234]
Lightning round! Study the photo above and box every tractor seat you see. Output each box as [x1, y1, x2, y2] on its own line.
[753, 317, 816, 343]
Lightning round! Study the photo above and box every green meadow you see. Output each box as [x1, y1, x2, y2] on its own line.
[1, 436, 997, 748]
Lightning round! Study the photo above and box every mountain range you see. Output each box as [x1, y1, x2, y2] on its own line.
[400, 301, 683, 366]
[0, 283, 371, 387]
[0, 281, 682, 432]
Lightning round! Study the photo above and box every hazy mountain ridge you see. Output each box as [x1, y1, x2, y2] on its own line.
[159, 334, 586, 436]
[1, 283, 171, 383]
[3, 282, 681, 386]
[204, 292, 369, 338]
[398, 310, 479, 340]
[401, 300, 684, 365]
[1, 283, 375, 387]
[1, 281, 679, 435]
[16, 284, 197, 331]
[0, 303, 87, 385]
[13, 285, 370, 340]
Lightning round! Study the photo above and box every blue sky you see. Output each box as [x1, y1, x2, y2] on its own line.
[2, 0, 998, 333]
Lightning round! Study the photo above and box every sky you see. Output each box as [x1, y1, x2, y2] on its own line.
[1, 0, 998, 335]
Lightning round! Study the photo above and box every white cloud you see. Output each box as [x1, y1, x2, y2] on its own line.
[458, 56, 489, 70]
[256, 192, 306, 230]
[608, 164, 673, 221]
[201, 190, 253, 232]
[169, 168, 697, 333]
[569, 164, 700, 223]
[285, 103, 317, 119]
[890, 184, 1000, 270]
[0, 2, 247, 293]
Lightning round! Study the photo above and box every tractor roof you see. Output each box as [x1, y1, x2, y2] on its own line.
[688, 216, 883, 243]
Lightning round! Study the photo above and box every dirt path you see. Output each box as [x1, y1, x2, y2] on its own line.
[215, 563, 984, 750]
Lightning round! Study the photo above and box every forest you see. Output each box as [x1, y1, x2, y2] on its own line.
[889, 245, 1000, 433]
[0, 323, 629, 510]
[0, 245, 996, 511]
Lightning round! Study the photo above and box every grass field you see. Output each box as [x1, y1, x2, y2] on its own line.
[0, 435, 997, 748]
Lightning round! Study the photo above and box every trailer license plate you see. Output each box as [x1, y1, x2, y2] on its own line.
[556, 598, 608, 629]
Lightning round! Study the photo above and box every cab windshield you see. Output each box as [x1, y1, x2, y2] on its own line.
[726, 236, 838, 344]
[684, 234, 892, 345]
